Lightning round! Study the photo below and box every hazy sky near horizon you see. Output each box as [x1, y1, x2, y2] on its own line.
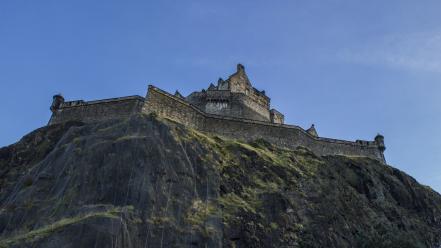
[1, 1, 440, 193]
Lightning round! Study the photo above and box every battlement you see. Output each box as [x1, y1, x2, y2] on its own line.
[47, 64, 386, 163]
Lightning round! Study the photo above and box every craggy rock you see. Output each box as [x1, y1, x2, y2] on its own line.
[0, 114, 440, 248]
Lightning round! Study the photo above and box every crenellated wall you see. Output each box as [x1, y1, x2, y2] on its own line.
[143, 86, 386, 163]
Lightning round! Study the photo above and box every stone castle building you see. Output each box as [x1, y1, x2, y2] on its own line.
[185, 64, 284, 124]
[48, 64, 386, 163]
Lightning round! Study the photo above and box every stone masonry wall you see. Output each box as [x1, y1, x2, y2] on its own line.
[186, 90, 270, 122]
[48, 96, 144, 125]
[143, 86, 386, 163]
[47, 86, 385, 163]
[238, 94, 270, 121]
[143, 86, 205, 129]
[270, 109, 285, 124]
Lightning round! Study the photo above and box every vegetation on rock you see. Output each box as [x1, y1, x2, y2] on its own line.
[0, 114, 440, 247]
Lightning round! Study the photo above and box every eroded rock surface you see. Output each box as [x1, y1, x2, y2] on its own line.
[0, 114, 440, 247]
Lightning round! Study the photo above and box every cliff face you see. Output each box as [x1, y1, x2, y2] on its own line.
[0, 114, 440, 248]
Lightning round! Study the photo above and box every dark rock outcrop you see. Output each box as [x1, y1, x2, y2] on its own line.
[0, 114, 440, 247]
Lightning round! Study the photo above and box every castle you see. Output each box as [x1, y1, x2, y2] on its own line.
[48, 64, 386, 163]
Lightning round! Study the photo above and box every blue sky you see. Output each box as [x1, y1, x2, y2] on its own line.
[1, 1, 440, 193]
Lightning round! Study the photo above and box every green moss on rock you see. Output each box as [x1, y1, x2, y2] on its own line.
[0, 115, 440, 248]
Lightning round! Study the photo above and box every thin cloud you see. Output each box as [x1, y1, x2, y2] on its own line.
[340, 31, 441, 73]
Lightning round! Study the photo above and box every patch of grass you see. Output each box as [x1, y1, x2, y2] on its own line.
[252, 175, 280, 192]
[270, 222, 279, 230]
[114, 135, 147, 142]
[97, 122, 126, 133]
[0, 206, 133, 247]
[218, 191, 261, 223]
[243, 141, 289, 164]
[185, 199, 217, 226]
[147, 216, 172, 226]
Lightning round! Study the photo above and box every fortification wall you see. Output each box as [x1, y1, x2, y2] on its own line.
[47, 86, 385, 163]
[205, 91, 235, 117]
[238, 94, 270, 121]
[186, 90, 270, 122]
[144, 86, 386, 163]
[270, 109, 284, 124]
[248, 88, 270, 108]
[143, 86, 205, 129]
[48, 96, 144, 125]
[202, 117, 383, 162]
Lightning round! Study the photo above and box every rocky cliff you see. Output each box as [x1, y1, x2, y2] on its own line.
[0, 114, 440, 248]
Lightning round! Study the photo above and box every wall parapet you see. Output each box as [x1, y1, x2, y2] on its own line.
[48, 95, 144, 125]
[60, 95, 144, 108]
[47, 85, 386, 163]
[143, 85, 386, 163]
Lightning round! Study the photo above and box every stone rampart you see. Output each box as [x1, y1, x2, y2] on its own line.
[143, 86, 386, 163]
[238, 93, 271, 121]
[143, 87, 205, 129]
[47, 86, 386, 163]
[48, 96, 144, 125]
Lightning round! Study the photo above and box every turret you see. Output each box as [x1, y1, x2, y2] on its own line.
[50, 94, 64, 113]
[174, 90, 184, 98]
[270, 109, 284, 124]
[208, 83, 217, 91]
[217, 78, 228, 90]
[306, 124, 318, 137]
[237, 63, 245, 73]
[228, 63, 252, 93]
[375, 134, 386, 152]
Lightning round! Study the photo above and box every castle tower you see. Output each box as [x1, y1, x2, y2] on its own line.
[174, 90, 184, 99]
[375, 134, 386, 152]
[50, 94, 64, 113]
[307, 124, 318, 137]
[227, 64, 252, 94]
[185, 64, 283, 123]
[270, 109, 284, 124]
